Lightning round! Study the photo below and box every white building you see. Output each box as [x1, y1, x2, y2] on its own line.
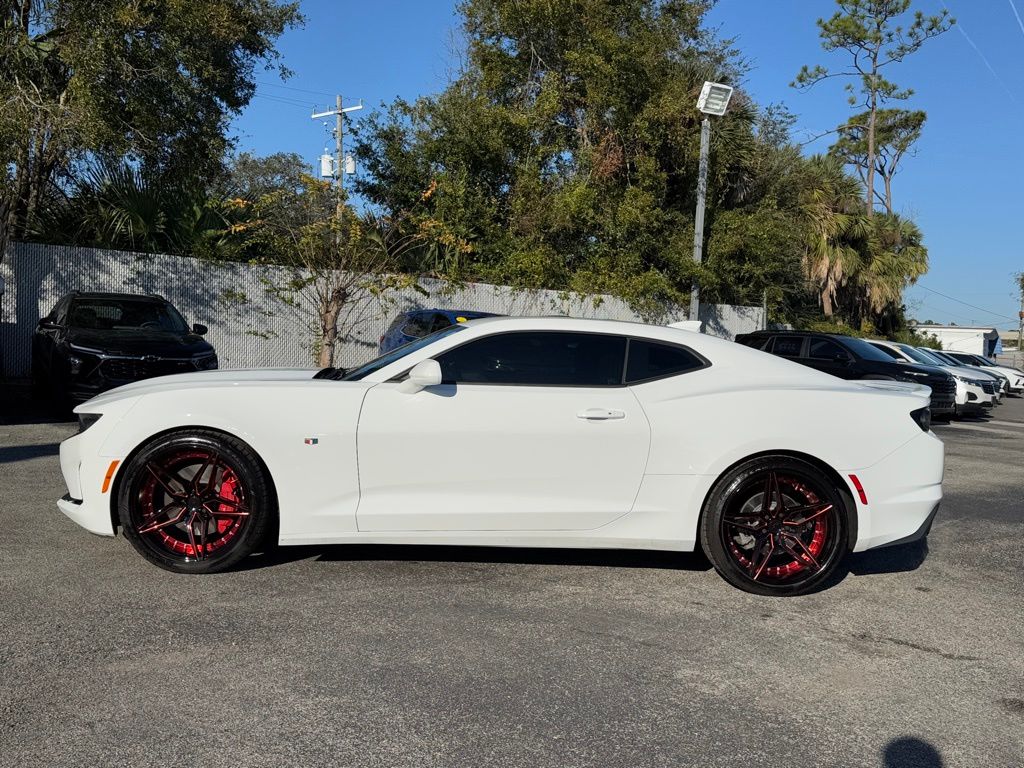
[913, 324, 1000, 357]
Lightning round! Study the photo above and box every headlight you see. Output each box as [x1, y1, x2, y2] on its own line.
[902, 371, 929, 378]
[68, 355, 84, 375]
[78, 413, 102, 433]
[193, 354, 218, 370]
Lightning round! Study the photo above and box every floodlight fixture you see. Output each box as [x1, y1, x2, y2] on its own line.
[696, 82, 733, 117]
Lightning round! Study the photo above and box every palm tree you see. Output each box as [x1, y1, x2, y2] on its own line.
[857, 213, 928, 322]
[40, 160, 237, 256]
[798, 155, 868, 317]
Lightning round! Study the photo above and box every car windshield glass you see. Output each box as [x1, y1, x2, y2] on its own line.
[909, 346, 946, 366]
[837, 336, 893, 362]
[343, 324, 467, 381]
[972, 356, 995, 366]
[929, 350, 960, 365]
[67, 299, 187, 332]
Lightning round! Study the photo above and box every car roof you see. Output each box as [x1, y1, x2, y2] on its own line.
[69, 291, 166, 302]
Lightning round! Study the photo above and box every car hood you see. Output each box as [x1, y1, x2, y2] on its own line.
[76, 368, 321, 411]
[940, 365, 1002, 382]
[67, 328, 213, 357]
[855, 380, 931, 396]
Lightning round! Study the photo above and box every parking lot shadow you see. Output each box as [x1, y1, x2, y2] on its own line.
[847, 539, 929, 576]
[883, 736, 944, 767]
[0, 443, 60, 464]
[0, 381, 74, 426]
[244, 544, 713, 573]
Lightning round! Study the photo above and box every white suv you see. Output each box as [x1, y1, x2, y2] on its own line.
[868, 341, 997, 415]
[944, 352, 1024, 395]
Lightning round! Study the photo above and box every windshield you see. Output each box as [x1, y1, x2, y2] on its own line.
[68, 298, 188, 333]
[892, 344, 933, 364]
[929, 350, 960, 366]
[971, 356, 995, 367]
[343, 324, 466, 381]
[900, 345, 946, 366]
[838, 336, 896, 362]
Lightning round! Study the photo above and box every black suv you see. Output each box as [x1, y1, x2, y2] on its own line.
[735, 330, 956, 416]
[32, 292, 218, 406]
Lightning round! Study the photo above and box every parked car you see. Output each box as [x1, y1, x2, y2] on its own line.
[912, 346, 1005, 404]
[942, 351, 1024, 394]
[867, 340, 997, 415]
[59, 316, 943, 596]
[32, 292, 217, 407]
[734, 330, 957, 417]
[380, 309, 499, 353]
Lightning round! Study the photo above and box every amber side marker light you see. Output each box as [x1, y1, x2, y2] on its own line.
[848, 474, 868, 506]
[101, 460, 121, 493]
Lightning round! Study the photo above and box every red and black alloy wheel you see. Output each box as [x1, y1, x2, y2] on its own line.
[118, 431, 273, 573]
[701, 456, 848, 596]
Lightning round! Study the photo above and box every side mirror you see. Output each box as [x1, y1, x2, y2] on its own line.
[192, 323, 208, 336]
[399, 359, 442, 393]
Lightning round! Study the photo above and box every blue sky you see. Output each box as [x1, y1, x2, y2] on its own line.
[233, 0, 1024, 329]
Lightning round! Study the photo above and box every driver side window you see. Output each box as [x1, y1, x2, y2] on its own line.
[434, 332, 626, 386]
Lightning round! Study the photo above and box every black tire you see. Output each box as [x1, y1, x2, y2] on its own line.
[700, 456, 849, 596]
[118, 430, 274, 573]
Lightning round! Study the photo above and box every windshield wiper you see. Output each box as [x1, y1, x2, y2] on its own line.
[312, 366, 347, 380]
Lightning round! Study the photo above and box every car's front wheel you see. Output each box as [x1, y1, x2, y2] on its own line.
[700, 456, 849, 596]
[118, 430, 273, 573]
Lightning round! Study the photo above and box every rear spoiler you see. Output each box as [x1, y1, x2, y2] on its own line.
[667, 320, 703, 333]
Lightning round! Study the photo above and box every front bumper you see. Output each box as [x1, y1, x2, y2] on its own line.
[57, 430, 119, 537]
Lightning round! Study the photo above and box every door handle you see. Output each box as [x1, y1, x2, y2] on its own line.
[577, 408, 626, 421]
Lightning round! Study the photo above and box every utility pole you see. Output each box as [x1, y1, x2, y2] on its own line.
[1017, 273, 1024, 366]
[311, 96, 364, 219]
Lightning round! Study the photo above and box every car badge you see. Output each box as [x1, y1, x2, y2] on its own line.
[304, 438, 319, 445]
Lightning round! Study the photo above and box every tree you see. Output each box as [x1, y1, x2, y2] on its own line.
[0, 0, 302, 247]
[246, 176, 418, 367]
[353, 0, 755, 318]
[797, 156, 868, 317]
[829, 108, 925, 214]
[793, 0, 952, 216]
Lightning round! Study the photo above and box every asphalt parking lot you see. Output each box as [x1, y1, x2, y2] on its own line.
[1, 391, 1022, 768]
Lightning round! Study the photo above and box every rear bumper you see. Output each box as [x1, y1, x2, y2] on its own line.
[851, 431, 944, 552]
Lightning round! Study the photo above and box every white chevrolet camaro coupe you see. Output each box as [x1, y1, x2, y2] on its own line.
[58, 317, 944, 596]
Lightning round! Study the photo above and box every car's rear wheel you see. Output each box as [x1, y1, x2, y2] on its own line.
[700, 456, 849, 596]
[118, 430, 273, 573]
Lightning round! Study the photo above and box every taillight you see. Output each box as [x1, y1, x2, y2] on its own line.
[910, 407, 931, 432]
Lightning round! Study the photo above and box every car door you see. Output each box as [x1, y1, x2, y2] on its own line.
[355, 331, 650, 532]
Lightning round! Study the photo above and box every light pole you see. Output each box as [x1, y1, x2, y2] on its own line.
[689, 81, 734, 323]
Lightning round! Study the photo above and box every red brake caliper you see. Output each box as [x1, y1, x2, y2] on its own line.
[217, 471, 239, 533]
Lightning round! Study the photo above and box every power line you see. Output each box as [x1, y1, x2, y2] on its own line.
[256, 80, 337, 98]
[252, 92, 316, 108]
[916, 284, 1018, 320]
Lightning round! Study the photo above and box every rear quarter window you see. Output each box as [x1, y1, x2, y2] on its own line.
[626, 340, 705, 383]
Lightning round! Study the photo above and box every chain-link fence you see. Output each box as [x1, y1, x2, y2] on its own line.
[0, 242, 764, 378]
